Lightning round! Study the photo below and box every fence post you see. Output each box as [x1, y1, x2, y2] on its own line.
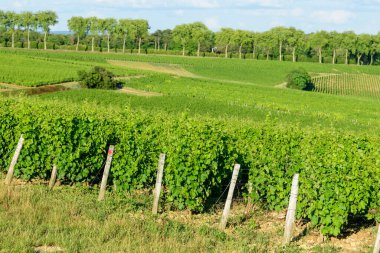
[49, 164, 58, 189]
[244, 181, 253, 217]
[152, 153, 165, 214]
[98, 145, 115, 201]
[220, 164, 240, 229]
[373, 224, 380, 253]
[284, 174, 300, 245]
[5, 135, 25, 185]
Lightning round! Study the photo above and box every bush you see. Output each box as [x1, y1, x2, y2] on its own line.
[78, 66, 120, 90]
[287, 68, 313, 90]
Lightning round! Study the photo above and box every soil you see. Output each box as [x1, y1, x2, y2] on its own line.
[108, 60, 197, 78]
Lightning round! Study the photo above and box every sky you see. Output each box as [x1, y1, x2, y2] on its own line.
[1, 0, 380, 34]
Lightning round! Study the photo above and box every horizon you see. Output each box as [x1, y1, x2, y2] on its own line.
[1, 0, 380, 34]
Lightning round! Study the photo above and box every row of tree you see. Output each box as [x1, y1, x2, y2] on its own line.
[1, 10, 380, 65]
[68, 16, 149, 53]
[0, 10, 57, 50]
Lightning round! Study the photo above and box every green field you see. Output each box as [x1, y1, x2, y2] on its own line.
[1, 48, 380, 251]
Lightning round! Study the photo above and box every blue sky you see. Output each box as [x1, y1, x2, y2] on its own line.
[1, 0, 380, 34]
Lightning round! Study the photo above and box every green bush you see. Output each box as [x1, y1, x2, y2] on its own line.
[286, 68, 313, 90]
[78, 66, 120, 90]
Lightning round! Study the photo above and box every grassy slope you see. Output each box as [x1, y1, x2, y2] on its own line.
[39, 74, 380, 134]
[3, 48, 380, 86]
[1, 48, 379, 134]
[0, 50, 142, 86]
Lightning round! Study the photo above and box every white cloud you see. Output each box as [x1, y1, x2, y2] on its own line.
[236, 0, 293, 7]
[204, 17, 221, 30]
[311, 10, 355, 25]
[94, 0, 219, 8]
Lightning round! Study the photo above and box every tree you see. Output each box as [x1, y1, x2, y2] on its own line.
[354, 34, 371, 65]
[341, 31, 356, 64]
[257, 31, 276, 60]
[287, 28, 304, 62]
[233, 29, 251, 59]
[309, 31, 329, 64]
[87, 17, 99, 52]
[215, 28, 235, 58]
[249, 32, 260, 59]
[3, 11, 19, 48]
[270, 27, 290, 61]
[161, 29, 172, 51]
[36, 11, 58, 50]
[20, 11, 37, 49]
[118, 19, 133, 53]
[329, 31, 343, 64]
[130, 19, 149, 54]
[67, 16, 89, 51]
[172, 24, 192, 56]
[152, 29, 163, 51]
[190, 22, 212, 57]
[99, 18, 116, 53]
[370, 34, 380, 65]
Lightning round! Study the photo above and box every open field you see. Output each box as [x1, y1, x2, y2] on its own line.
[1, 48, 380, 251]
[4, 49, 380, 86]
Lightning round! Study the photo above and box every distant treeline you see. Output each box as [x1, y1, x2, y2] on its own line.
[1, 10, 380, 65]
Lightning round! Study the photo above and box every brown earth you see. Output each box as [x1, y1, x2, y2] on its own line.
[108, 60, 197, 78]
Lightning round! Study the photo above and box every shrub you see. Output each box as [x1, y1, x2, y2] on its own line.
[78, 66, 120, 90]
[287, 68, 314, 90]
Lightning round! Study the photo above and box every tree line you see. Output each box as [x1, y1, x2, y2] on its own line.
[1, 10, 380, 65]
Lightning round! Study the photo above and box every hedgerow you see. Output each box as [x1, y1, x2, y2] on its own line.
[0, 97, 379, 236]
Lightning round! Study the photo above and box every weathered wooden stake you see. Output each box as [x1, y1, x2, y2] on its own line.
[244, 181, 253, 217]
[49, 164, 58, 189]
[220, 164, 241, 230]
[152, 153, 166, 214]
[5, 135, 25, 185]
[284, 174, 300, 245]
[98, 145, 115, 201]
[373, 224, 380, 253]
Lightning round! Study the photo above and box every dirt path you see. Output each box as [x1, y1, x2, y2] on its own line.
[0, 77, 162, 98]
[119, 87, 162, 97]
[108, 60, 197, 78]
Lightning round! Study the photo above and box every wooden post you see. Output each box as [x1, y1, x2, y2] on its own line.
[284, 174, 300, 245]
[49, 164, 58, 189]
[220, 164, 240, 230]
[98, 145, 115, 201]
[373, 224, 380, 253]
[152, 153, 165, 214]
[5, 135, 25, 185]
[244, 181, 253, 217]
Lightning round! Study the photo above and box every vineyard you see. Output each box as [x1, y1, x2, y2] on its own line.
[313, 73, 380, 99]
[1, 48, 380, 251]
[4, 49, 380, 87]
[1, 96, 380, 238]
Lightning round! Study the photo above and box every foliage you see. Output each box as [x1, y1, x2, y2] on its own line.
[78, 66, 119, 89]
[1, 96, 380, 236]
[286, 68, 313, 90]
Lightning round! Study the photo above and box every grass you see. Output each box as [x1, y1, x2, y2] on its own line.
[0, 181, 286, 253]
[0, 181, 357, 253]
[4, 48, 380, 86]
[38, 73, 380, 134]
